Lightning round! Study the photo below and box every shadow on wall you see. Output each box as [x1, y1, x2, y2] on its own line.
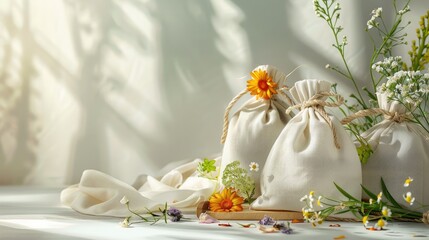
[63, 0, 234, 183]
[0, 1, 38, 184]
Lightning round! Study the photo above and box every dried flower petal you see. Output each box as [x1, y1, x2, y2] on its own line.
[259, 225, 279, 233]
[199, 212, 219, 224]
[218, 223, 232, 227]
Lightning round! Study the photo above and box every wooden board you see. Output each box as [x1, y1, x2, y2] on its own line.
[196, 201, 304, 220]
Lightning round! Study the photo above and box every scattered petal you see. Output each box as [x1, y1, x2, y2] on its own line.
[292, 219, 304, 223]
[218, 223, 232, 227]
[259, 225, 279, 233]
[334, 235, 346, 239]
[199, 212, 219, 224]
[237, 223, 256, 228]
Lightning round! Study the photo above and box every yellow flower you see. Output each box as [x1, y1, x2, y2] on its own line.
[317, 196, 323, 207]
[382, 206, 392, 217]
[209, 188, 244, 212]
[374, 219, 387, 230]
[404, 177, 413, 187]
[247, 69, 278, 100]
[362, 215, 369, 227]
[369, 198, 374, 205]
[403, 192, 415, 205]
[377, 192, 383, 204]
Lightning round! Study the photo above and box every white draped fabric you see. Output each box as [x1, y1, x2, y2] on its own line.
[0, 0, 427, 186]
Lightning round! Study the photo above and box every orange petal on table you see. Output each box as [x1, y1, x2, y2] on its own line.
[333, 235, 346, 239]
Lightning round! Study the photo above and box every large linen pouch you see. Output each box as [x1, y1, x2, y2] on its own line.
[252, 79, 362, 211]
[219, 65, 292, 197]
[357, 93, 429, 207]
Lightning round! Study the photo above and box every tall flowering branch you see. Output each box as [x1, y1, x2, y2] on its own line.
[313, 0, 367, 109]
[367, 0, 411, 91]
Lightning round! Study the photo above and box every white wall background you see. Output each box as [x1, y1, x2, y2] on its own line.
[0, 0, 426, 185]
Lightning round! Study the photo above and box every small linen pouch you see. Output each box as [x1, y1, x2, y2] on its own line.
[342, 92, 429, 206]
[219, 65, 292, 197]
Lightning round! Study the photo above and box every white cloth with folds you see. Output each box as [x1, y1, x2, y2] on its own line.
[61, 159, 217, 217]
[252, 79, 362, 211]
[360, 92, 429, 207]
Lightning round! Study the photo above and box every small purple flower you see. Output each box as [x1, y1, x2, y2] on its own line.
[259, 215, 275, 225]
[274, 221, 293, 234]
[167, 207, 183, 222]
[281, 228, 293, 234]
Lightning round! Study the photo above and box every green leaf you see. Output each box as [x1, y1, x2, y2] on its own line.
[380, 178, 402, 209]
[360, 184, 377, 200]
[334, 182, 359, 201]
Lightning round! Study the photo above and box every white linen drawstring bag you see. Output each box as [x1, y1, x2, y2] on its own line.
[219, 65, 293, 197]
[341, 92, 429, 207]
[252, 79, 362, 211]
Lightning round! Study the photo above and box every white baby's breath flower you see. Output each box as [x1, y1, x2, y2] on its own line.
[120, 196, 129, 205]
[120, 217, 130, 228]
[249, 162, 259, 172]
[325, 64, 330, 69]
[398, 5, 410, 15]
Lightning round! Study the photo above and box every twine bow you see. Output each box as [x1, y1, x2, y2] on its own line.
[286, 92, 344, 149]
[340, 108, 412, 125]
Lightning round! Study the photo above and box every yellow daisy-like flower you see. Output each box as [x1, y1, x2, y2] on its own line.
[403, 192, 415, 205]
[246, 69, 278, 100]
[362, 215, 369, 227]
[374, 219, 387, 230]
[382, 206, 392, 217]
[209, 188, 244, 212]
[404, 177, 413, 187]
[377, 192, 383, 204]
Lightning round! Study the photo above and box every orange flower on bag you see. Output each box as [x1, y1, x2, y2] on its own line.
[247, 69, 278, 100]
[209, 188, 244, 212]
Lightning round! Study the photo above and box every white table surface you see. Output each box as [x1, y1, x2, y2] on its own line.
[0, 186, 428, 240]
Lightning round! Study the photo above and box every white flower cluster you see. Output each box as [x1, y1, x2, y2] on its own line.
[378, 70, 429, 105]
[398, 5, 410, 15]
[367, 7, 382, 29]
[372, 56, 403, 75]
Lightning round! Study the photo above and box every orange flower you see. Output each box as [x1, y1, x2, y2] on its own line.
[209, 188, 244, 212]
[247, 69, 278, 100]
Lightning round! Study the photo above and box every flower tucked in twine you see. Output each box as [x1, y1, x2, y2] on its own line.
[247, 69, 278, 100]
[220, 66, 299, 144]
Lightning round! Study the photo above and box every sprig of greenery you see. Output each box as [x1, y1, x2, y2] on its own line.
[314, 0, 366, 108]
[222, 161, 255, 204]
[197, 158, 218, 180]
[301, 178, 426, 229]
[119, 197, 186, 227]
